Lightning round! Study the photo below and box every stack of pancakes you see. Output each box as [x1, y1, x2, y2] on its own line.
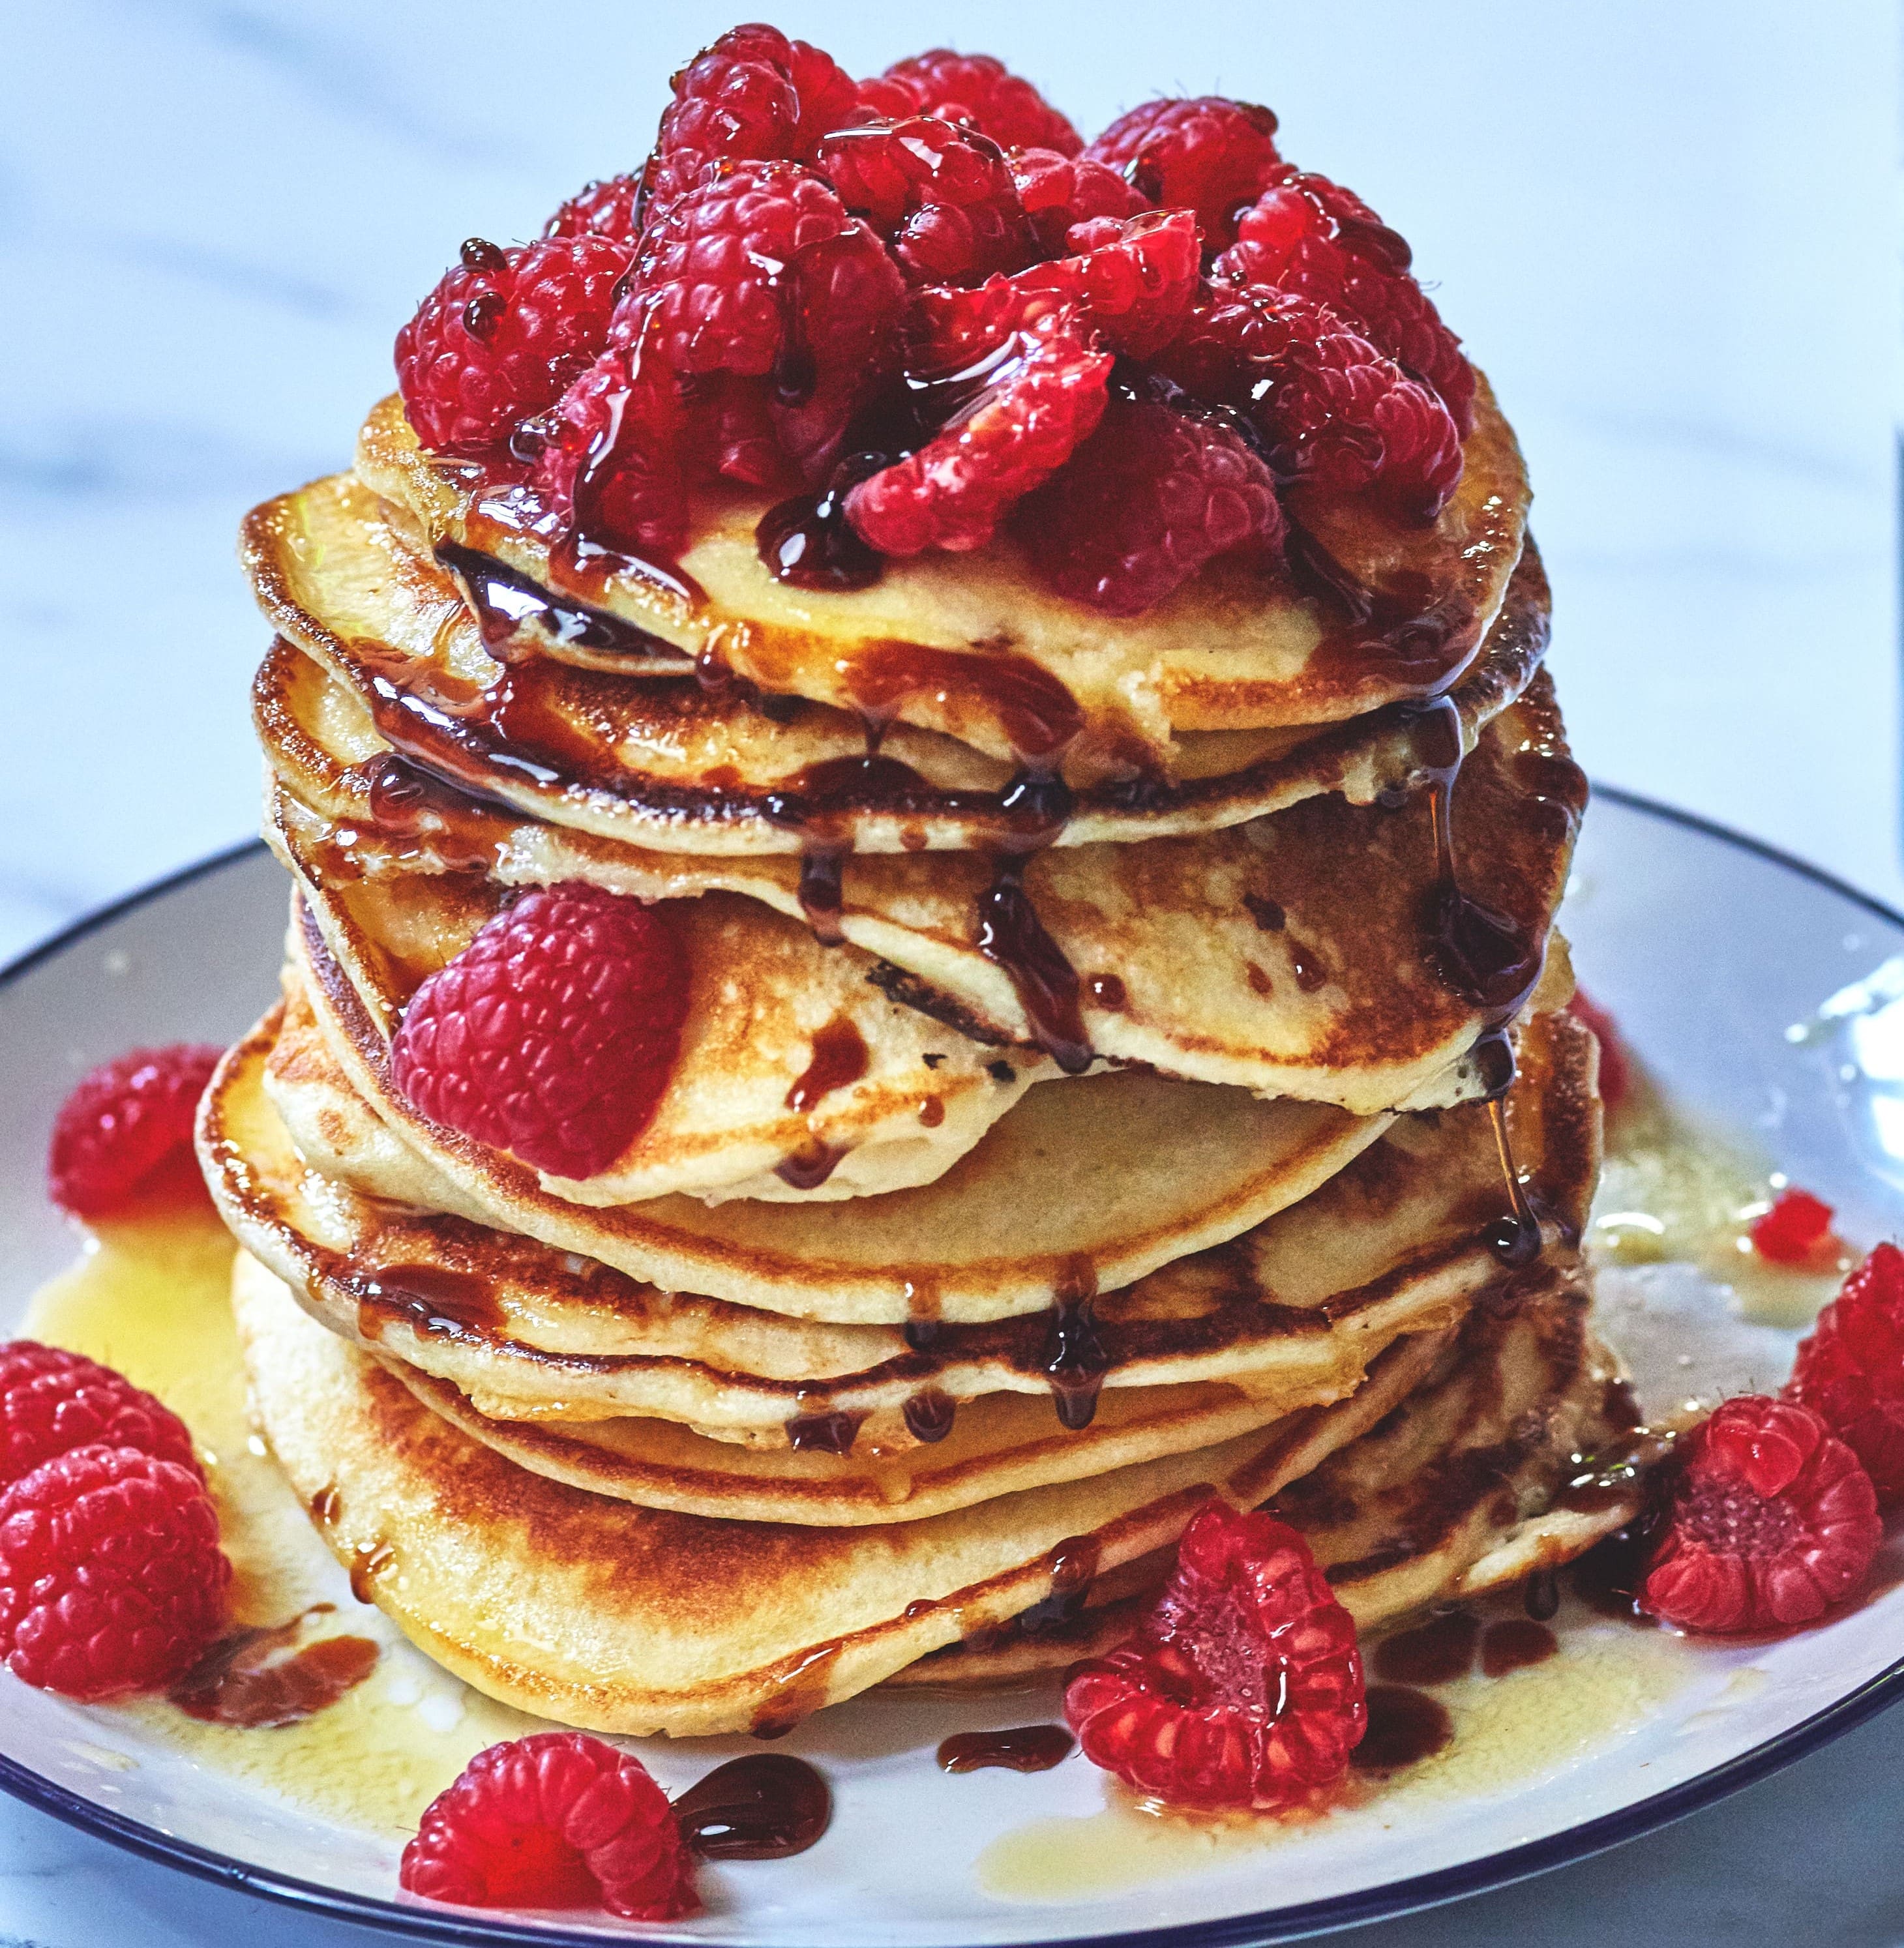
[198, 379, 1639, 1737]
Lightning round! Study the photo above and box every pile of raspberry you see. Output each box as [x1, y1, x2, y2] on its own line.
[394, 27, 1476, 617]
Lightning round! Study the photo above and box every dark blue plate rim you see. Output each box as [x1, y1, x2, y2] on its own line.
[1, 791, 1901, 1947]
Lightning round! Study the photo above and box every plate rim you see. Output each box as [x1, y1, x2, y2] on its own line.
[1, 792, 1901, 1948]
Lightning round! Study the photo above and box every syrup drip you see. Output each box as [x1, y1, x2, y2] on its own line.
[997, 1533, 1101, 1640]
[1523, 1567, 1561, 1622]
[1041, 1261, 1109, 1429]
[839, 642, 1085, 771]
[775, 1142, 846, 1191]
[309, 1484, 341, 1526]
[349, 1260, 502, 1343]
[786, 1018, 869, 1113]
[937, 1725, 1075, 1774]
[348, 1541, 395, 1605]
[902, 1280, 942, 1351]
[674, 1754, 832, 1859]
[1353, 1685, 1455, 1771]
[1285, 523, 1472, 689]
[795, 840, 850, 945]
[756, 452, 886, 591]
[169, 1607, 378, 1729]
[902, 1388, 957, 1443]
[1086, 973, 1127, 1011]
[978, 859, 1092, 1076]
[751, 1641, 841, 1738]
[785, 1404, 865, 1454]
[435, 541, 677, 660]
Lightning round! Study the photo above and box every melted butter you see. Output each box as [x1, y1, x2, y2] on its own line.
[977, 1606, 1686, 1904]
[22, 1205, 543, 1836]
[1589, 1079, 1849, 1329]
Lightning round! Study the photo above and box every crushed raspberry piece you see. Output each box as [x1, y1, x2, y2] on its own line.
[1083, 96, 1283, 252]
[389, 883, 689, 1182]
[1788, 1243, 1904, 1504]
[543, 175, 644, 244]
[907, 209, 1198, 370]
[1642, 1396, 1880, 1633]
[1155, 280, 1463, 522]
[818, 117, 1034, 286]
[48, 1043, 222, 1221]
[846, 306, 1111, 555]
[1011, 147, 1148, 256]
[1219, 168, 1475, 434]
[1751, 1188, 1838, 1267]
[1014, 391, 1283, 613]
[859, 50, 1081, 156]
[395, 234, 635, 454]
[401, 1732, 696, 1920]
[0, 1342, 199, 1488]
[1064, 1500, 1363, 1811]
[1566, 988, 1633, 1114]
[0, 1443, 229, 1699]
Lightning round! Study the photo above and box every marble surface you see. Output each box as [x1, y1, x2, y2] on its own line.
[1, 0, 1901, 1941]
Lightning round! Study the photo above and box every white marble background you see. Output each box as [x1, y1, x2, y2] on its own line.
[1, 0, 1900, 1941]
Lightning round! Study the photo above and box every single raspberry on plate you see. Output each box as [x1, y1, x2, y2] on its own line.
[1219, 168, 1475, 434]
[389, 883, 689, 1182]
[1787, 1243, 1904, 1503]
[845, 306, 1112, 555]
[543, 174, 644, 244]
[48, 1042, 222, 1221]
[817, 117, 1034, 286]
[1064, 1500, 1364, 1810]
[0, 1342, 199, 1488]
[395, 234, 636, 454]
[0, 1443, 229, 1699]
[1010, 147, 1148, 256]
[1641, 1396, 1881, 1633]
[1083, 96, 1283, 252]
[1156, 280, 1463, 523]
[401, 1732, 696, 1919]
[1565, 988, 1632, 1114]
[1014, 391, 1283, 614]
[1751, 1188, 1838, 1267]
[860, 49, 1082, 156]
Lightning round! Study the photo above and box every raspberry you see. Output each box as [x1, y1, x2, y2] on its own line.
[1011, 147, 1148, 256]
[908, 209, 1199, 370]
[0, 1343, 199, 1488]
[533, 335, 688, 557]
[1156, 280, 1463, 523]
[0, 1444, 228, 1700]
[394, 234, 635, 454]
[1083, 96, 1283, 252]
[48, 1043, 222, 1220]
[400, 1732, 696, 1920]
[1751, 1188, 1838, 1267]
[1064, 1501, 1363, 1811]
[1014, 391, 1283, 614]
[845, 306, 1111, 555]
[1787, 1244, 1904, 1503]
[1566, 988, 1632, 1114]
[859, 50, 1081, 156]
[1641, 1396, 1881, 1634]
[1219, 168, 1475, 434]
[389, 883, 689, 1182]
[818, 117, 1034, 286]
[543, 175, 644, 244]
[656, 26, 860, 172]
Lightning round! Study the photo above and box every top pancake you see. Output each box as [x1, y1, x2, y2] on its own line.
[349, 376, 1529, 773]
[241, 469, 1549, 857]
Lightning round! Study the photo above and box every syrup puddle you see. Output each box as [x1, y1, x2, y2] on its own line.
[22, 1204, 540, 1836]
[977, 1606, 1686, 1903]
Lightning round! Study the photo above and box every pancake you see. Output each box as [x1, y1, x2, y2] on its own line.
[263, 960, 1396, 1325]
[888, 1270, 1639, 1687]
[233, 1250, 1450, 1735]
[212, 991, 1596, 1447]
[272, 810, 1058, 1207]
[243, 471, 1551, 856]
[269, 671, 1584, 1116]
[350, 376, 1528, 767]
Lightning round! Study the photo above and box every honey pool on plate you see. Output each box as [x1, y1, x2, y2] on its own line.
[12, 1119, 1826, 1897]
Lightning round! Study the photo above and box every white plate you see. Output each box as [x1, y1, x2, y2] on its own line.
[2, 792, 1902, 1947]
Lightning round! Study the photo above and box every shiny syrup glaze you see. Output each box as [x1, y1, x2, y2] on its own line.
[756, 480, 885, 592]
[784, 1404, 865, 1454]
[349, 1541, 395, 1605]
[937, 1725, 1076, 1774]
[1041, 1259, 1109, 1430]
[169, 1606, 379, 1728]
[1285, 522, 1476, 694]
[785, 1017, 870, 1114]
[902, 1387, 958, 1443]
[751, 1640, 841, 1739]
[775, 1141, 846, 1191]
[1523, 1566, 1562, 1622]
[674, 1754, 833, 1858]
[348, 1260, 502, 1344]
[1352, 1685, 1455, 1771]
[435, 540, 678, 660]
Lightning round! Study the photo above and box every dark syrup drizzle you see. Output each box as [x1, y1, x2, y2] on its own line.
[1480, 1617, 1558, 1677]
[1041, 1258, 1109, 1430]
[435, 540, 677, 660]
[169, 1606, 378, 1728]
[1353, 1686, 1454, 1771]
[785, 1402, 865, 1454]
[348, 1260, 502, 1344]
[902, 1389, 958, 1443]
[750, 1641, 842, 1739]
[937, 1725, 1076, 1774]
[1374, 1609, 1479, 1685]
[786, 1017, 869, 1113]
[674, 1754, 832, 1859]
